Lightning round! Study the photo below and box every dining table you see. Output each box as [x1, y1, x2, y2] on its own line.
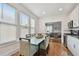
[28, 37, 45, 56]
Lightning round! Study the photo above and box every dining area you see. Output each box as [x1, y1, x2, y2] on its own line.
[19, 33, 50, 56]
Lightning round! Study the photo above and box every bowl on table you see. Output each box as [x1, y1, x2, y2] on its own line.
[35, 33, 43, 39]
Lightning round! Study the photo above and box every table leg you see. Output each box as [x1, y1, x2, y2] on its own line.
[37, 43, 40, 56]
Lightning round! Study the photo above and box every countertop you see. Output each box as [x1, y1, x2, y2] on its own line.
[66, 34, 79, 39]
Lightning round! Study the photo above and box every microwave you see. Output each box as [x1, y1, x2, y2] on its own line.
[68, 20, 73, 29]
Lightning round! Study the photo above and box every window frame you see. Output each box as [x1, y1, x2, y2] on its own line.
[2, 3, 16, 24]
[30, 18, 35, 34]
[0, 3, 17, 44]
[19, 12, 30, 37]
[19, 12, 30, 27]
[0, 3, 36, 44]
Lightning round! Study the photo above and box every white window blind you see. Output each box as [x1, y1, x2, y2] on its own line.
[19, 12, 29, 38]
[20, 12, 29, 26]
[30, 18, 35, 34]
[0, 4, 17, 44]
[20, 27, 29, 38]
[0, 24, 16, 44]
[2, 4, 16, 24]
[0, 3, 36, 44]
[0, 4, 2, 18]
[31, 28, 35, 34]
[31, 18, 35, 27]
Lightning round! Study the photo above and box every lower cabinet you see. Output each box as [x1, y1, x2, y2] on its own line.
[67, 35, 79, 56]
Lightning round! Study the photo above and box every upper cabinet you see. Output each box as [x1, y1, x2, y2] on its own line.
[73, 6, 79, 27]
[69, 5, 79, 27]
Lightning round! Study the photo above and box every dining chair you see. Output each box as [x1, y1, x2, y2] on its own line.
[19, 38, 30, 56]
[40, 35, 49, 53]
[26, 34, 31, 38]
[45, 36, 49, 50]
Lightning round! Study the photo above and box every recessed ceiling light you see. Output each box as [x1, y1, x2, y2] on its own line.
[42, 11, 46, 15]
[58, 8, 63, 11]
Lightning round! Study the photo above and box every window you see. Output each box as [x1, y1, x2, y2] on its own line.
[31, 18, 35, 27]
[20, 12, 29, 26]
[20, 12, 29, 38]
[46, 26, 52, 33]
[31, 28, 35, 34]
[0, 3, 36, 44]
[0, 3, 2, 18]
[20, 27, 29, 38]
[0, 24, 16, 44]
[0, 4, 16, 44]
[30, 18, 35, 34]
[2, 4, 16, 24]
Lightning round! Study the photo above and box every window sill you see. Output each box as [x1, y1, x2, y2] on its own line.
[0, 40, 19, 48]
[0, 40, 19, 56]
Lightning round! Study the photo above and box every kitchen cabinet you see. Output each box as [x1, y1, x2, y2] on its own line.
[68, 5, 79, 27]
[67, 35, 79, 55]
[73, 6, 79, 27]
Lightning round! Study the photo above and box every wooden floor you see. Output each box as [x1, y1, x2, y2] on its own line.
[47, 39, 68, 56]
[12, 38, 69, 56]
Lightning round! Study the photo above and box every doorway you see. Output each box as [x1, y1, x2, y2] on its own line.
[45, 21, 61, 43]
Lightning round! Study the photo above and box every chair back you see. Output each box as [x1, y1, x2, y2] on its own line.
[26, 34, 31, 38]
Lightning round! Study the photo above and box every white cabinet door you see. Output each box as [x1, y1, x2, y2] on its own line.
[77, 6, 79, 26]
[67, 36, 79, 56]
[73, 6, 79, 27]
[67, 36, 75, 55]
[73, 38, 79, 55]
[71, 37, 78, 55]
[69, 5, 79, 27]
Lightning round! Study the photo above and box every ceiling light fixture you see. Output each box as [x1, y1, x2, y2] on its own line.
[58, 8, 63, 11]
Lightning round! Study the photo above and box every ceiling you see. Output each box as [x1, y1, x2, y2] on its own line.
[22, 3, 78, 18]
